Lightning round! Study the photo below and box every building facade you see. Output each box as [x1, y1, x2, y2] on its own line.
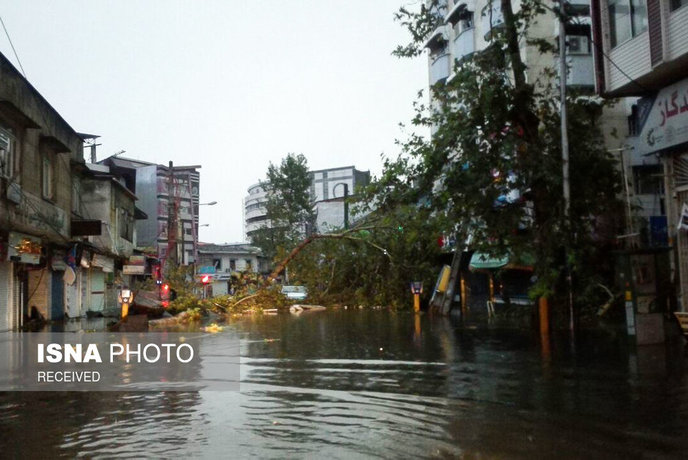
[591, 0, 688, 304]
[100, 157, 201, 267]
[243, 165, 371, 240]
[0, 51, 84, 329]
[426, 0, 596, 98]
[196, 243, 269, 296]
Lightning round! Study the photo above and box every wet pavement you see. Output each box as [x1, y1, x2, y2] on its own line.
[1, 308, 688, 458]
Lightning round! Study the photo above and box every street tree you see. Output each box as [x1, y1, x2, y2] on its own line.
[251, 153, 317, 262]
[370, 0, 622, 312]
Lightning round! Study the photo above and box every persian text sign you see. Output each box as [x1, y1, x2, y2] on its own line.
[0, 333, 239, 391]
[640, 77, 688, 152]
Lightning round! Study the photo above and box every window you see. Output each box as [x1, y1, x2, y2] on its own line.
[230, 259, 236, 271]
[671, 0, 688, 10]
[42, 153, 55, 200]
[0, 126, 16, 179]
[452, 12, 473, 36]
[118, 208, 133, 241]
[608, 0, 647, 48]
[213, 258, 222, 270]
[72, 179, 80, 214]
[245, 259, 253, 271]
[633, 165, 664, 195]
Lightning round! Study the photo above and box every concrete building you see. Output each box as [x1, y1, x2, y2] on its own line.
[243, 183, 269, 237]
[100, 157, 201, 266]
[591, 0, 688, 302]
[74, 163, 146, 316]
[0, 51, 85, 328]
[243, 165, 371, 239]
[196, 243, 270, 296]
[426, 0, 596, 98]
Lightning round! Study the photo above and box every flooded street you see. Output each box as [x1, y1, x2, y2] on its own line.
[2, 309, 688, 458]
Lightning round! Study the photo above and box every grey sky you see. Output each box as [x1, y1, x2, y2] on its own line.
[0, 0, 426, 243]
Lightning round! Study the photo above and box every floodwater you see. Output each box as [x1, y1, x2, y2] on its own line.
[1, 309, 688, 458]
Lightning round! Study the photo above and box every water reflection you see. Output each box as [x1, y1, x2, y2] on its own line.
[0, 309, 687, 458]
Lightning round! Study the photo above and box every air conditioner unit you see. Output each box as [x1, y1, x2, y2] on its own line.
[568, 36, 590, 55]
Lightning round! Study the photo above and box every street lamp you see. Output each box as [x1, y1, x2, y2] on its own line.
[200, 201, 217, 206]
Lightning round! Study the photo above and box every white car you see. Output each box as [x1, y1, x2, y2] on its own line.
[281, 285, 308, 301]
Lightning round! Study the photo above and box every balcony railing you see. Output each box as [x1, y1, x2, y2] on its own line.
[430, 53, 451, 85]
[453, 28, 475, 61]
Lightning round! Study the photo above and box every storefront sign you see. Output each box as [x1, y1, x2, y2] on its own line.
[679, 203, 688, 231]
[128, 255, 145, 265]
[123, 265, 145, 275]
[639, 77, 688, 153]
[51, 250, 67, 271]
[7, 232, 42, 264]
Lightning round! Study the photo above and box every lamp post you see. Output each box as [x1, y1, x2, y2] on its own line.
[193, 202, 217, 266]
[333, 183, 349, 230]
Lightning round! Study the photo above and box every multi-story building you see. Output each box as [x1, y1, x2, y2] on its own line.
[243, 182, 269, 237]
[591, 0, 688, 302]
[76, 163, 146, 316]
[196, 243, 270, 296]
[422, 0, 633, 312]
[426, 0, 595, 100]
[0, 51, 85, 328]
[100, 157, 201, 266]
[243, 165, 371, 239]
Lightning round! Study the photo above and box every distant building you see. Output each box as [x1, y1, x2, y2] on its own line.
[100, 157, 201, 266]
[243, 165, 371, 240]
[196, 242, 269, 296]
[243, 183, 269, 238]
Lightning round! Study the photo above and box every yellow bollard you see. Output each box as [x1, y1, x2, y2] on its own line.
[118, 288, 134, 322]
[410, 281, 423, 314]
[460, 276, 467, 314]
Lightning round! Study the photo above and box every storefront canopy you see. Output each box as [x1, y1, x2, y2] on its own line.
[469, 251, 535, 270]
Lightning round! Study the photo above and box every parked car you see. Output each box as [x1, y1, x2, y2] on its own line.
[281, 285, 308, 301]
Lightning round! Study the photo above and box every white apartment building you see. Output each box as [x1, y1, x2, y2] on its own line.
[243, 165, 371, 240]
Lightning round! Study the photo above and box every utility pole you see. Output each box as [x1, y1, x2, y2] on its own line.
[559, 1, 574, 333]
[343, 183, 349, 230]
[167, 161, 178, 270]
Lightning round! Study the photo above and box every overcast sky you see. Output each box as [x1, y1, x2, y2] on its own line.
[0, 0, 427, 243]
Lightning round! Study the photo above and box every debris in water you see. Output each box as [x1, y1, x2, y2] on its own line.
[202, 323, 224, 333]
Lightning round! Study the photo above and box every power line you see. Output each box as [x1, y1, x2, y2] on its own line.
[0, 15, 27, 78]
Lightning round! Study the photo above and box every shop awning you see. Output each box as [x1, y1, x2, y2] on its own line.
[469, 252, 509, 269]
[469, 251, 535, 270]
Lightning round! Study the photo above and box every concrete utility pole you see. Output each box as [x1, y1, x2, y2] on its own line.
[343, 183, 349, 230]
[559, 1, 574, 333]
[167, 161, 178, 269]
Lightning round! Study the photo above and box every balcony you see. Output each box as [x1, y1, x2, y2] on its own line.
[245, 206, 267, 220]
[480, 1, 503, 39]
[557, 54, 594, 87]
[453, 28, 475, 61]
[430, 53, 451, 85]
